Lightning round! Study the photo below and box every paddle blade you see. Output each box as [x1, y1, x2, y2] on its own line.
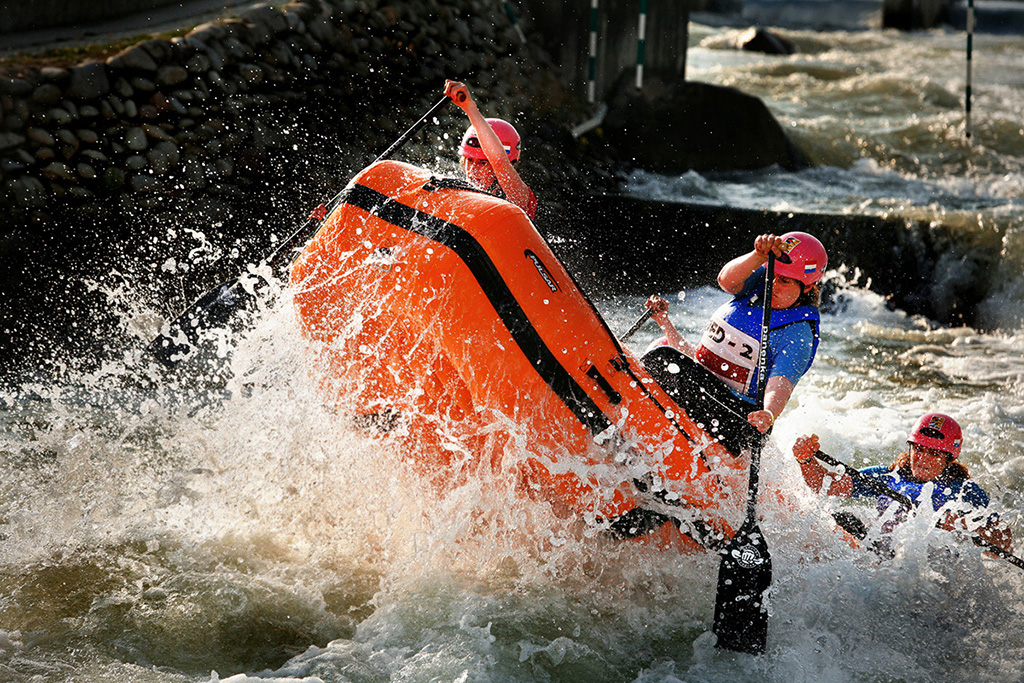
[147, 280, 256, 367]
[712, 518, 772, 655]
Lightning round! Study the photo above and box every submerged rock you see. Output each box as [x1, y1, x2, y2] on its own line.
[602, 79, 808, 174]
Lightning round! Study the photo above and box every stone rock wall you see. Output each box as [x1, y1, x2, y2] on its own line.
[0, 0, 573, 225]
[0, 0, 601, 371]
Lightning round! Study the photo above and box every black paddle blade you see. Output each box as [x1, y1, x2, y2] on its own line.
[712, 518, 772, 655]
[147, 279, 257, 367]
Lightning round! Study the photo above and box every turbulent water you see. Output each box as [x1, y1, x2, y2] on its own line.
[3, 18, 1024, 683]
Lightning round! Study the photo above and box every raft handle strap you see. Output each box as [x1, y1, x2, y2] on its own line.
[584, 363, 622, 405]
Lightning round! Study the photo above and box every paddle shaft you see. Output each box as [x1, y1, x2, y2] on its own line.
[712, 253, 776, 655]
[619, 308, 654, 341]
[267, 95, 451, 270]
[813, 450, 1024, 571]
[152, 96, 451, 363]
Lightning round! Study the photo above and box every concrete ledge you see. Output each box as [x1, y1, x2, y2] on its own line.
[552, 193, 999, 328]
[0, 0, 188, 34]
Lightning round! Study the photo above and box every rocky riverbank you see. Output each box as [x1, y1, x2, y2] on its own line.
[0, 0, 634, 373]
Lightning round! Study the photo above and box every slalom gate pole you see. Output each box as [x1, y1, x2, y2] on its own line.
[636, 0, 647, 90]
[588, 0, 599, 103]
[966, 0, 974, 142]
[501, 0, 527, 44]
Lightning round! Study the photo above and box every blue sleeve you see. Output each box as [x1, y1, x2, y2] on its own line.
[735, 266, 766, 300]
[849, 466, 894, 499]
[957, 481, 990, 509]
[768, 323, 814, 386]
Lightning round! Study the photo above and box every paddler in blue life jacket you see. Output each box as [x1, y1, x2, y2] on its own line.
[792, 413, 1014, 554]
[443, 79, 538, 221]
[646, 232, 827, 434]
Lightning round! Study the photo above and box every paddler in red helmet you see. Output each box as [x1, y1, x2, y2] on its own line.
[646, 232, 828, 434]
[793, 413, 1013, 553]
[443, 79, 537, 220]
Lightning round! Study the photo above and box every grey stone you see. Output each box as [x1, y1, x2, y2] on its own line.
[6, 175, 46, 207]
[214, 157, 235, 177]
[66, 62, 110, 99]
[139, 39, 174, 62]
[130, 77, 157, 92]
[79, 104, 100, 118]
[243, 5, 290, 33]
[39, 67, 71, 83]
[107, 45, 160, 72]
[223, 37, 253, 60]
[41, 161, 75, 181]
[147, 141, 179, 174]
[44, 107, 74, 126]
[76, 163, 97, 180]
[31, 84, 63, 105]
[188, 22, 228, 43]
[126, 154, 148, 170]
[101, 167, 125, 189]
[114, 77, 134, 98]
[186, 53, 211, 73]
[26, 128, 55, 146]
[0, 78, 32, 96]
[0, 132, 27, 150]
[55, 129, 79, 147]
[142, 124, 175, 142]
[105, 95, 125, 117]
[77, 129, 100, 144]
[125, 127, 148, 151]
[130, 174, 162, 192]
[156, 65, 189, 87]
[239, 63, 265, 85]
[81, 149, 108, 162]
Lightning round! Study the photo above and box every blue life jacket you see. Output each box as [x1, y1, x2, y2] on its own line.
[695, 270, 820, 401]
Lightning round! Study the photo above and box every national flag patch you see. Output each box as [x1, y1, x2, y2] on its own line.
[804, 263, 818, 274]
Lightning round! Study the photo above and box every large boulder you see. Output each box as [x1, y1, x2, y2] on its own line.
[601, 79, 809, 174]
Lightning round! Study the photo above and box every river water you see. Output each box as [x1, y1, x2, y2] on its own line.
[2, 18, 1024, 683]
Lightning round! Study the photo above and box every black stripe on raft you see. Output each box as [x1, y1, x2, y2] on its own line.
[345, 182, 612, 435]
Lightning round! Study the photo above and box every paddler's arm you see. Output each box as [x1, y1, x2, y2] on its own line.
[792, 434, 854, 496]
[747, 375, 793, 434]
[718, 234, 786, 294]
[975, 518, 1014, 554]
[938, 508, 1015, 554]
[645, 295, 695, 356]
[444, 80, 531, 211]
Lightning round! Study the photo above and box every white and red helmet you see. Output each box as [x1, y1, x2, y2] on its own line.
[776, 231, 828, 287]
[459, 118, 521, 162]
[907, 412, 963, 459]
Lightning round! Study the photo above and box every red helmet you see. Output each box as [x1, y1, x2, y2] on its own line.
[907, 412, 962, 458]
[459, 118, 521, 162]
[775, 231, 828, 287]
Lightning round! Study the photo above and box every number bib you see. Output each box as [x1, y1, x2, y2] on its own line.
[695, 314, 759, 395]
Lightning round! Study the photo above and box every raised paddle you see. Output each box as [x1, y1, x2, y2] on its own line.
[148, 95, 452, 366]
[712, 251, 783, 655]
[813, 450, 1024, 571]
[619, 308, 654, 342]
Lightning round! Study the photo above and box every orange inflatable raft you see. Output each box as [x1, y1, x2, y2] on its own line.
[290, 160, 754, 551]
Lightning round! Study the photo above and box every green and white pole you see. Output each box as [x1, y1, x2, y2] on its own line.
[501, 0, 527, 44]
[635, 0, 648, 89]
[965, 0, 975, 142]
[588, 0, 599, 103]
